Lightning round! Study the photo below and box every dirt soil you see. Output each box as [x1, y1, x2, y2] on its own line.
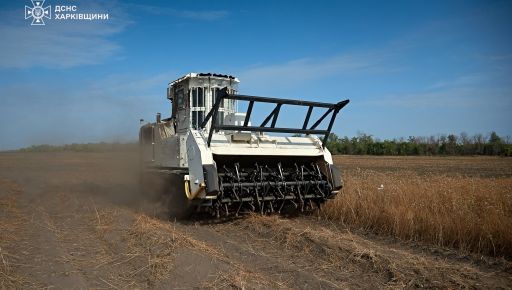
[1, 152, 511, 289]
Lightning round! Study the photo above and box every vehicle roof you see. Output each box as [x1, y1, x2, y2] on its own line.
[169, 73, 240, 86]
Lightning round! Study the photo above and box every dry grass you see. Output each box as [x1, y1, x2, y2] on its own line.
[204, 267, 287, 290]
[129, 214, 286, 289]
[0, 180, 31, 289]
[229, 215, 489, 289]
[323, 168, 512, 258]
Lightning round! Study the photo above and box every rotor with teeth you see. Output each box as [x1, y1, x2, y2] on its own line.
[201, 162, 335, 217]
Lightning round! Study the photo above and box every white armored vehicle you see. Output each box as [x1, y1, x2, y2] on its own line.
[139, 73, 349, 217]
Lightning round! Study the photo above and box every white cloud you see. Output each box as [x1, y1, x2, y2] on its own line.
[127, 4, 228, 21]
[236, 51, 399, 90]
[425, 73, 488, 90]
[361, 80, 511, 108]
[0, 2, 129, 69]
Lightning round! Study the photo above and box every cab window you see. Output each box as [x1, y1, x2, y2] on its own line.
[191, 87, 204, 108]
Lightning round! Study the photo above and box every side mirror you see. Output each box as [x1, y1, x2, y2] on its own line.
[167, 87, 173, 101]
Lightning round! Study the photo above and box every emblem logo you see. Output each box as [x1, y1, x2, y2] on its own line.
[25, 0, 51, 25]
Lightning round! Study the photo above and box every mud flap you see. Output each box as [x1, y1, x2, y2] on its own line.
[330, 164, 343, 191]
[203, 164, 219, 194]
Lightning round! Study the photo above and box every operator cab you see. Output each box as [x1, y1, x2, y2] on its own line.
[167, 73, 240, 133]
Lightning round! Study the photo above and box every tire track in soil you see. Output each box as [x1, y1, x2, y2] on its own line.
[175, 219, 343, 289]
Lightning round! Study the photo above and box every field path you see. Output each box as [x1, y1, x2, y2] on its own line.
[1, 152, 511, 289]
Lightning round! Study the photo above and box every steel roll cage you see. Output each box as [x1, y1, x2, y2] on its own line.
[199, 87, 349, 148]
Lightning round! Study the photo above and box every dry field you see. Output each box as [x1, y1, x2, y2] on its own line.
[0, 152, 511, 289]
[326, 156, 512, 258]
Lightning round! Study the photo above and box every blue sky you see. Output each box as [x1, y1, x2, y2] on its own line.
[0, 0, 511, 149]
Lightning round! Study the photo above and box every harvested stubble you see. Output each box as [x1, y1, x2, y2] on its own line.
[0, 180, 30, 289]
[130, 215, 280, 289]
[323, 169, 512, 258]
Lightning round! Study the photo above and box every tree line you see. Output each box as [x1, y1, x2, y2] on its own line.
[326, 132, 512, 156]
[11, 132, 512, 156]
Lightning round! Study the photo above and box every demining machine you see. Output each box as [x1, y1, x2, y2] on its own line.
[139, 73, 349, 217]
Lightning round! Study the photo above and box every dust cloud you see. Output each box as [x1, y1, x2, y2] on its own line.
[0, 148, 180, 220]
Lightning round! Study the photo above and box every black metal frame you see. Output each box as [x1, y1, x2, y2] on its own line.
[200, 87, 350, 148]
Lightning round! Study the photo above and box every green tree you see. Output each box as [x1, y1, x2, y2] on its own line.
[326, 133, 340, 154]
[487, 131, 504, 155]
